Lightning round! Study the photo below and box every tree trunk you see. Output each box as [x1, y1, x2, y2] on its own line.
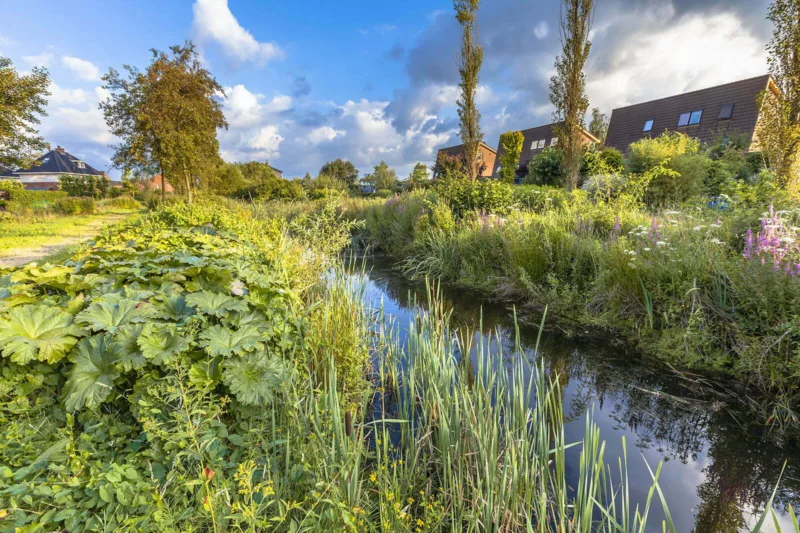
[182, 161, 193, 205]
[161, 173, 166, 203]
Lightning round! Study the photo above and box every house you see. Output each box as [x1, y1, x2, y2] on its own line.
[604, 74, 776, 153]
[269, 166, 284, 179]
[358, 181, 375, 195]
[433, 142, 497, 179]
[0, 146, 105, 190]
[491, 123, 599, 184]
[136, 175, 175, 193]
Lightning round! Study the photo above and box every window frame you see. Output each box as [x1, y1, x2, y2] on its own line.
[643, 119, 654, 132]
[689, 110, 703, 125]
[678, 112, 691, 127]
[719, 104, 734, 120]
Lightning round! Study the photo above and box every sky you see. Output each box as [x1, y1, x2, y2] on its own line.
[0, 0, 774, 179]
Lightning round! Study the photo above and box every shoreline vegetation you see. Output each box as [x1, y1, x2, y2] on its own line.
[0, 200, 794, 532]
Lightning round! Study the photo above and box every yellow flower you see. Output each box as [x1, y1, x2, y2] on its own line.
[407, 497, 414, 504]
[370, 473, 377, 483]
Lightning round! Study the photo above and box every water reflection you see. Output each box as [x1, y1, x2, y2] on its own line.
[356, 257, 799, 533]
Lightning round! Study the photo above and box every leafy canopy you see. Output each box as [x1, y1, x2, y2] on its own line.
[0, 56, 50, 171]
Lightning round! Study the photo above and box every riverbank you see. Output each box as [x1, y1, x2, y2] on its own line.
[336, 188, 800, 427]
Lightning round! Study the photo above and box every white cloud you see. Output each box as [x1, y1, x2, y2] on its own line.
[192, 0, 284, 65]
[248, 125, 284, 159]
[223, 84, 265, 128]
[306, 126, 344, 144]
[62, 56, 101, 81]
[587, 11, 768, 113]
[263, 94, 292, 114]
[533, 21, 549, 39]
[48, 83, 90, 106]
[23, 52, 54, 68]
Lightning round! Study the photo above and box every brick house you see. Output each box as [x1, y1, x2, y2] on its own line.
[491, 123, 599, 184]
[137, 175, 175, 193]
[604, 74, 777, 153]
[0, 146, 106, 190]
[433, 142, 497, 179]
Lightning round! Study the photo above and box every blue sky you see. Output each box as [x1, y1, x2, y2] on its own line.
[0, 0, 773, 179]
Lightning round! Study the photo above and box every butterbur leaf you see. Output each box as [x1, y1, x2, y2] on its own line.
[189, 357, 222, 387]
[138, 323, 190, 365]
[200, 325, 261, 357]
[222, 351, 290, 406]
[153, 293, 196, 322]
[64, 335, 121, 411]
[76, 295, 151, 334]
[116, 324, 146, 371]
[186, 291, 249, 318]
[0, 305, 82, 364]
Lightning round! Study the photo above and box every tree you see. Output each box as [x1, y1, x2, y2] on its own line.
[588, 107, 608, 145]
[364, 161, 398, 191]
[756, 0, 800, 187]
[319, 159, 358, 187]
[498, 131, 524, 183]
[454, 0, 484, 180]
[0, 56, 50, 172]
[101, 42, 228, 203]
[433, 151, 467, 180]
[408, 162, 430, 188]
[550, 0, 595, 190]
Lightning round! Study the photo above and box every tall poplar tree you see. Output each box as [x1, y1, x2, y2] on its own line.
[454, 0, 484, 181]
[550, 0, 594, 191]
[756, 0, 800, 187]
[498, 130, 524, 184]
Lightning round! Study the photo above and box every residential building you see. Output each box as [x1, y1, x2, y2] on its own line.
[0, 146, 105, 190]
[269, 166, 284, 179]
[604, 75, 776, 153]
[137, 175, 175, 193]
[433, 142, 497, 179]
[491, 123, 599, 184]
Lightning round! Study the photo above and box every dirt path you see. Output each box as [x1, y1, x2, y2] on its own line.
[0, 214, 130, 268]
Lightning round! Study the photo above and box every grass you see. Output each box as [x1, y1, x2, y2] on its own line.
[0, 207, 141, 254]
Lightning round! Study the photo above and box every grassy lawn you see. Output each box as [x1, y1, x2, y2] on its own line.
[0, 208, 141, 256]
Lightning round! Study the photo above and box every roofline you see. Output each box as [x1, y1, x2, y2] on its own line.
[437, 141, 497, 154]
[609, 74, 772, 113]
[508, 123, 600, 145]
[6, 171, 105, 176]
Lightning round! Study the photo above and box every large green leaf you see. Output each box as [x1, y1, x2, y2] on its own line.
[64, 335, 122, 412]
[0, 305, 82, 364]
[199, 325, 261, 357]
[138, 323, 191, 365]
[222, 351, 290, 406]
[186, 291, 249, 318]
[116, 324, 146, 371]
[75, 295, 152, 334]
[153, 293, 196, 322]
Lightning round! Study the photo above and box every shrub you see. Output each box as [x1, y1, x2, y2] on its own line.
[581, 173, 629, 201]
[58, 174, 111, 198]
[525, 147, 564, 186]
[99, 195, 142, 210]
[626, 132, 699, 174]
[254, 177, 305, 201]
[53, 196, 96, 215]
[703, 159, 736, 197]
[583, 147, 624, 176]
[0, 179, 25, 192]
[374, 188, 394, 198]
[435, 177, 514, 217]
[648, 153, 708, 204]
[513, 185, 569, 211]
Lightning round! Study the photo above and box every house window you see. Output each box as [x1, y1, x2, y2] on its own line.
[76, 161, 85, 169]
[689, 110, 703, 125]
[550, 137, 559, 147]
[678, 113, 691, 127]
[477, 152, 483, 161]
[531, 141, 537, 150]
[643, 119, 654, 132]
[719, 104, 734, 120]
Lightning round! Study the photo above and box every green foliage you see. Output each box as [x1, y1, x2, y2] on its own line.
[433, 151, 466, 180]
[319, 158, 358, 187]
[0, 305, 80, 364]
[589, 107, 609, 144]
[408, 162, 430, 189]
[525, 146, 564, 186]
[53, 196, 96, 215]
[454, 0, 484, 180]
[626, 131, 700, 174]
[498, 130, 525, 183]
[0, 56, 50, 171]
[58, 174, 110, 198]
[364, 161, 398, 191]
[435, 176, 514, 217]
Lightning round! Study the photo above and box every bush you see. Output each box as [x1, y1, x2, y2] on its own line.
[581, 173, 629, 201]
[374, 188, 394, 198]
[53, 196, 96, 215]
[583, 147, 624, 176]
[646, 153, 708, 205]
[99, 195, 142, 210]
[435, 177, 514, 217]
[255, 177, 305, 201]
[525, 147, 564, 186]
[626, 132, 700, 174]
[58, 174, 111, 198]
[513, 185, 569, 211]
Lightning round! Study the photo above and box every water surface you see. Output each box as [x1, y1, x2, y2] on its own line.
[357, 257, 800, 533]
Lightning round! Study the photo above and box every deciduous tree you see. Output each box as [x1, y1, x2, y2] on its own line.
[550, 0, 595, 191]
[408, 162, 430, 188]
[364, 161, 398, 191]
[0, 56, 50, 171]
[756, 0, 800, 187]
[101, 42, 228, 203]
[589, 107, 608, 145]
[454, 0, 484, 180]
[498, 131, 524, 183]
[319, 159, 358, 187]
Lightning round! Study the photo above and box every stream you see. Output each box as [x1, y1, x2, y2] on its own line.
[356, 257, 800, 533]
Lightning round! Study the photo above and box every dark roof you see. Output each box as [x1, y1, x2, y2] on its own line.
[269, 165, 283, 174]
[436, 141, 497, 157]
[604, 75, 772, 153]
[491, 122, 598, 176]
[6, 147, 104, 176]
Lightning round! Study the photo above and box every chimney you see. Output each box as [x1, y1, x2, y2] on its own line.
[55, 146, 66, 154]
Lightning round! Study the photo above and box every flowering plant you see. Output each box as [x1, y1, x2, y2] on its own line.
[743, 205, 800, 275]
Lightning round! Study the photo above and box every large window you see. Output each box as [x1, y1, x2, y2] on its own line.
[689, 110, 703, 125]
[643, 119, 654, 132]
[719, 104, 734, 120]
[678, 112, 691, 127]
[678, 110, 703, 127]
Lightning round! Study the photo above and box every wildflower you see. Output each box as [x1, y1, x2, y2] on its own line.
[656, 241, 667, 247]
[643, 247, 651, 252]
[613, 216, 621, 234]
[230, 279, 246, 296]
[370, 473, 377, 483]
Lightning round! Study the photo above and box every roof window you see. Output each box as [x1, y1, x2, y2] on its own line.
[719, 104, 734, 120]
[643, 119, 654, 132]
